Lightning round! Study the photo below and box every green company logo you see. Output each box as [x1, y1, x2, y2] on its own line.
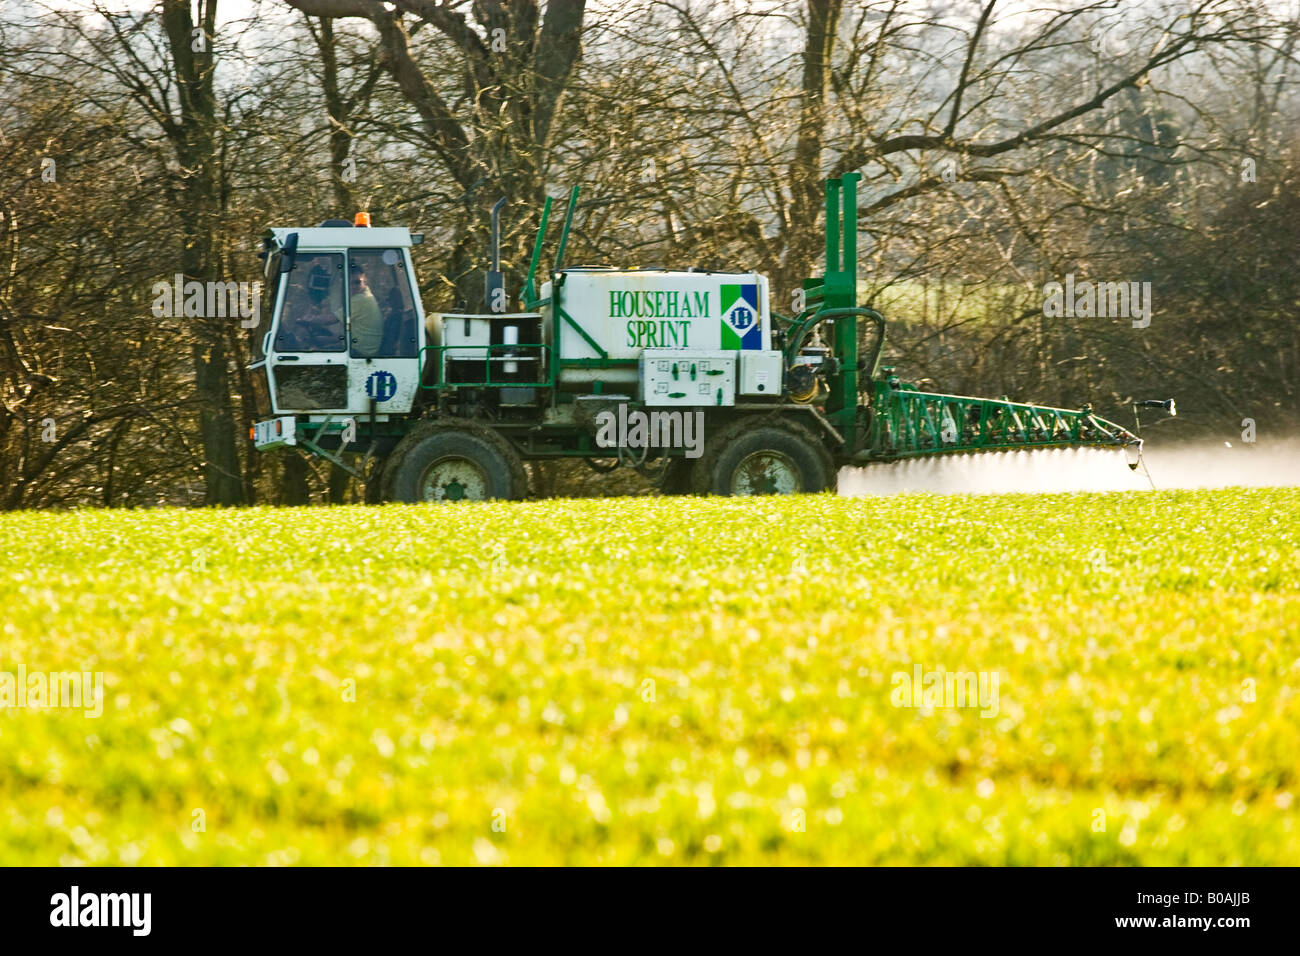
[611, 289, 709, 348]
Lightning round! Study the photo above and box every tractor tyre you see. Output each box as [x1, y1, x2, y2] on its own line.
[658, 457, 696, 496]
[382, 421, 528, 503]
[692, 417, 836, 496]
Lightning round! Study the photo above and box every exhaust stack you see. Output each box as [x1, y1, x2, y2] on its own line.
[485, 196, 506, 312]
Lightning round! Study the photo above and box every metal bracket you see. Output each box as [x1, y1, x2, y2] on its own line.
[558, 306, 608, 359]
[296, 416, 365, 479]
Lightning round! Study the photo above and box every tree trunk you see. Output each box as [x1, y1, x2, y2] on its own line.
[281, 452, 311, 506]
[783, 0, 844, 296]
[162, 0, 244, 505]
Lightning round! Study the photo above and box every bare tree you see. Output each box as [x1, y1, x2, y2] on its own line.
[282, 0, 587, 305]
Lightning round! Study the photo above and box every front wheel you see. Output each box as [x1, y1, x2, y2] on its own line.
[692, 419, 836, 496]
[382, 423, 527, 503]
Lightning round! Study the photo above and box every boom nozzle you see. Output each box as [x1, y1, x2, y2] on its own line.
[1125, 438, 1144, 470]
[1136, 399, 1176, 417]
[1131, 397, 1177, 446]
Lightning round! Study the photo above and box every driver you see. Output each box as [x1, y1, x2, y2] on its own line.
[348, 261, 384, 356]
[279, 264, 344, 350]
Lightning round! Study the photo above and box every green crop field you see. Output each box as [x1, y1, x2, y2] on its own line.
[1, 488, 1296, 865]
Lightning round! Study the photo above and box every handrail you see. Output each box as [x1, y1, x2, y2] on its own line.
[419, 343, 551, 389]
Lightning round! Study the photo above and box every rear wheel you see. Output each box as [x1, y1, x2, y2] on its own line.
[382, 422, 527, 503]
[692, 419, 835, 496]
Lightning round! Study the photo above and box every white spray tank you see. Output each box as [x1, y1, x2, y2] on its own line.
[539, 268, 771, 390]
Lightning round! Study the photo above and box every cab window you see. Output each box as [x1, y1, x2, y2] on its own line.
[348, 248, 418, 358]
[273, 253, 346, 353]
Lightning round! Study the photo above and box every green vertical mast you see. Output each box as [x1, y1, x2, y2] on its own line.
[823, 172, 861, 439]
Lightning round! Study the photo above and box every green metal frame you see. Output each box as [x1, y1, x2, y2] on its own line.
[522, 185, 636, 395]
[558, 307, 607, 359]
[789, 173, 872, 450]
[523, 185, 623, 396]
[800, 174, 1140, 461]
[522, 196, 552, 307]
[293, 417, 365, 478]
[863, 380, 1134, 461]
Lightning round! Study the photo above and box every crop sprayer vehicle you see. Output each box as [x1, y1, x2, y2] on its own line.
[249, 175, 1148, 501]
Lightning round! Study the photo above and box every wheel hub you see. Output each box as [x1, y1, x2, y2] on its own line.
[420, 456, 490, 502]
[730, 450, 801, 495]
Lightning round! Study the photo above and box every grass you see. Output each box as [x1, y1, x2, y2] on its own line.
[0, 487, 1296, 865]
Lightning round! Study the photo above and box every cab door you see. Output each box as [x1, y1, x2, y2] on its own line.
[266, 250, 351, 414]
[344, 247, 422, 416]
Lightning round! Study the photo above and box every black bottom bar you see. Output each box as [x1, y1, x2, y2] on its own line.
[2, 866, 1281, 944]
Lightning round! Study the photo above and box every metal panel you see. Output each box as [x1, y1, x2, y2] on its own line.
[639, 349, 736, 407]
[738, 350, 783, 395]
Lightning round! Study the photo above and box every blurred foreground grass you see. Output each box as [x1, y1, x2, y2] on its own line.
[0, 488, 1296, 864]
